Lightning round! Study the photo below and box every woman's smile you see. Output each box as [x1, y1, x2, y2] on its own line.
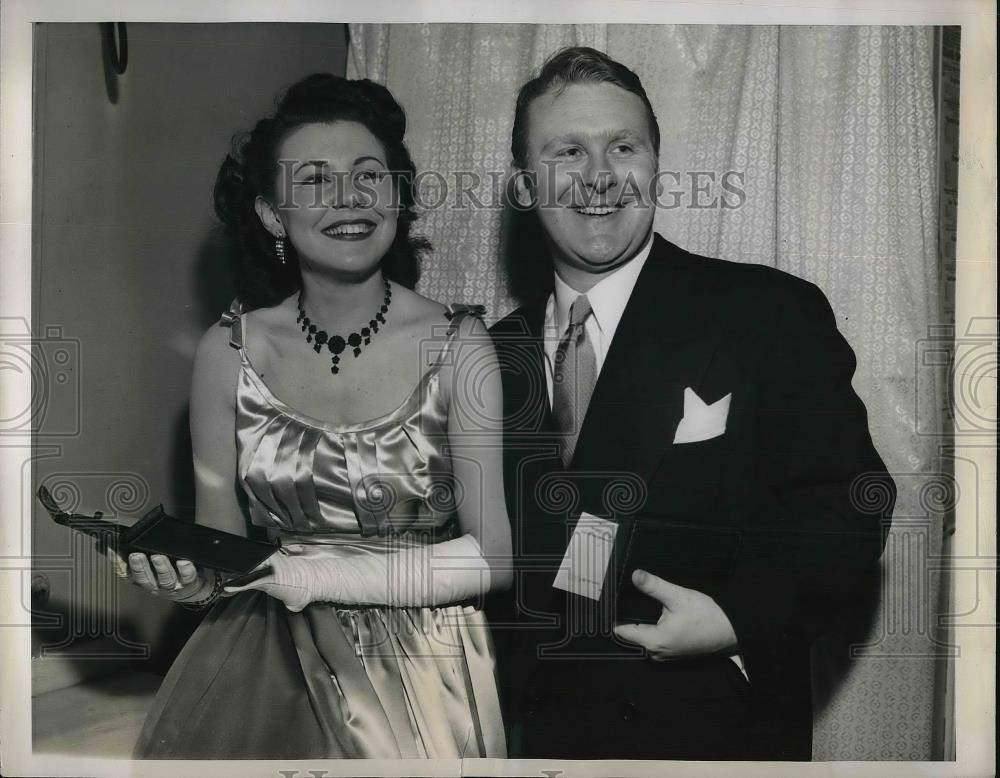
[321, 218, 378, 240]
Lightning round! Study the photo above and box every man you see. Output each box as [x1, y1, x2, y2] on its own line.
[489, 47, 894, 760]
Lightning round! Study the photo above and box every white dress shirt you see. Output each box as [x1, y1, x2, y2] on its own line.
[542, 237, 654, 405]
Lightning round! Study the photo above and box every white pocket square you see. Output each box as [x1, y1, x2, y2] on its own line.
[672, 387, 732, 444]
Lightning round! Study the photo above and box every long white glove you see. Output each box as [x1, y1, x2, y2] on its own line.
[223, 533, 492, 612]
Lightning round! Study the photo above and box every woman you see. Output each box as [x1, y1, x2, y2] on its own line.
[119, 73, 511, 759]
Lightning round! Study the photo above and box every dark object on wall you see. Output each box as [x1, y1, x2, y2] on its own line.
[100, 22, 128, 74]
[31, 574, 51, 607]
[99, 22, 127, 103]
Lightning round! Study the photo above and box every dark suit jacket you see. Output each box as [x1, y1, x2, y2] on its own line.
[488, 234, 895, 760]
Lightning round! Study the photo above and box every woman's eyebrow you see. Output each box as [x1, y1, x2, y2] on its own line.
[290, 155, 387, 175]
[292, 159, 329, 174]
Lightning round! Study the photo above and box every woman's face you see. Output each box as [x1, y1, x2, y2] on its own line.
[263, 120, 399, 281]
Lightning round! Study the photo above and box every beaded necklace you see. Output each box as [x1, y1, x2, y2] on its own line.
[296, 278, 392, 374]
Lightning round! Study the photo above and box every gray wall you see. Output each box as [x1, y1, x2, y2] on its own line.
[32, 22, 347, 671]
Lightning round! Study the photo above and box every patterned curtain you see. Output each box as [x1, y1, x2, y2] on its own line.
[348, 24, 947, 760]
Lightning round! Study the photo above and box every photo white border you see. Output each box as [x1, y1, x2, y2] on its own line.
[2, 2, 995, 777]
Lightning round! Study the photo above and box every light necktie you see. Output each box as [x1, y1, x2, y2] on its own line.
[552, 294, 597, 467]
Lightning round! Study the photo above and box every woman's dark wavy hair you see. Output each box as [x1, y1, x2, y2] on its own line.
[214, 73, 429, 308]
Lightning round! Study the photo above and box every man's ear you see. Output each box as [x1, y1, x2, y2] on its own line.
[510, 169, 537, 210]
[254, 196, 285, 238]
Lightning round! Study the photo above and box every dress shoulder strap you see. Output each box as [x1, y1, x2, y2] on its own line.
[427, 304, 486, 372]
[219, 299, 245, 350]
[443, 303, 486, 333]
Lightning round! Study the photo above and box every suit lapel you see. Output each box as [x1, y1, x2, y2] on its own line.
[570, 235, 720, 516]
[495, 298, 554, 436]
[494, 298, 566, 567]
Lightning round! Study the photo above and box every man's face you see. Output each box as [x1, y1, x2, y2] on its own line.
[519, 81, 658, 284]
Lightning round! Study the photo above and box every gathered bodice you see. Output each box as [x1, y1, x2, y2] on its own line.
[220, 301, 484, 540]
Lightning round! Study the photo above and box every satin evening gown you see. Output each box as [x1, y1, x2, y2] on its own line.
[133, 302, 505, 759]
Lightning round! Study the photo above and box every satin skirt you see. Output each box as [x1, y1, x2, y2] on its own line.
[133, 588, 506, 759]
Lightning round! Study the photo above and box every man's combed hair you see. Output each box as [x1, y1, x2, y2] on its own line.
[510, 46, 661, 169]
[214, 73, 429, 308]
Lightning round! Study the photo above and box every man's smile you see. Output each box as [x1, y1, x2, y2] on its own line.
[573, 205, 619, 217]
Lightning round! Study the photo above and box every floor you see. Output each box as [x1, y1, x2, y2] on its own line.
[32, 671, 162, 757]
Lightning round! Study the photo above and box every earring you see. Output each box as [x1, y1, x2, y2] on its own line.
[275, 235, 286, 265]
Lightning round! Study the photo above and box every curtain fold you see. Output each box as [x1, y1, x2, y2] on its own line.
[348, 23, 945, 760]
